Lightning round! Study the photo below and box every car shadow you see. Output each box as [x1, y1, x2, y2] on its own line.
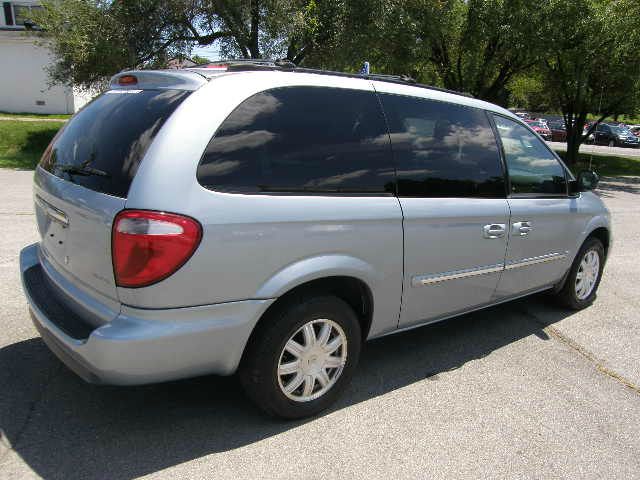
[1, 293, 576, 480]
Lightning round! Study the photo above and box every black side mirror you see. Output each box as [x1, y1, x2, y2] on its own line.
[570, 170, 599, 194]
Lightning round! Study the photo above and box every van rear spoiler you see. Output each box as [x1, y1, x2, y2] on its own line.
[109, 70, 208, 91]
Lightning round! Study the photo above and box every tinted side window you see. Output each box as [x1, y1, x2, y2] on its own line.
[40, 89, 190, 198]
[493, 115, 567, 195]
[378, 93, 505, 198]
[197, 86, 395, 194]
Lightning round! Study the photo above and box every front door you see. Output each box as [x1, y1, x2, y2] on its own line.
[492, 115, 574, 297]
[373, 87, 509, 328]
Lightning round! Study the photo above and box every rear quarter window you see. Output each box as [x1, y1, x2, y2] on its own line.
[40, 89, 190, 198]
[197, 86, 395, 194]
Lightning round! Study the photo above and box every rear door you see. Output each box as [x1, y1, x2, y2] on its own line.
[492, 115, 573, 297]
[35, 87, 191, 315]
[375, 91, 510, 328]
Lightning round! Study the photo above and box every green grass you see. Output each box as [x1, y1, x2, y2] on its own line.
[0, 120, 62, 169]
[0, 111, 71, 120]
[554, 151, 640, 176]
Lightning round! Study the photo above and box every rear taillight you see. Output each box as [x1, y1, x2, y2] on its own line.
[112, 210, 202, 288]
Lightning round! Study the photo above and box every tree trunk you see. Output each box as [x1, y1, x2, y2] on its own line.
[563, 111, 587, 166]
[565, 128, 581, 166]
[249, 0, 261, 58]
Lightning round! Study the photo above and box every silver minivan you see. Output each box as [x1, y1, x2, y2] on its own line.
[20, 62, 611, 418]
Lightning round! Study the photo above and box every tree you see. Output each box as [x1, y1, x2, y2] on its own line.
[508, 70, 551, 112]
[32, 0, 209, 87]
[538, 0, 640, 164]
[32, 0, 347, 88]
[371, 0, 544, 104]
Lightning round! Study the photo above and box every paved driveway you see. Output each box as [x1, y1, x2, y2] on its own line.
[0, 169, 638, 480]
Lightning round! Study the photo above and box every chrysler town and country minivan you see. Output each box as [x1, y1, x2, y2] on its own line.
[20, 62, 610, 418]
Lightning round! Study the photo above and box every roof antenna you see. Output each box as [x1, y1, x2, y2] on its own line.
[359, 61, 370, 75]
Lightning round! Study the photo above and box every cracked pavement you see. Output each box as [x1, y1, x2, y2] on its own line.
[0, 169, 638, 480]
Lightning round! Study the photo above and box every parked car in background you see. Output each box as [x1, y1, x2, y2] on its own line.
[548, 121, 567, 142]
[514, 111, 530, 120]
[583, 123, 596, 143]
[628, 125, 640, 137]
[525, 120, 552, 140]
[593, 123, 640, 148]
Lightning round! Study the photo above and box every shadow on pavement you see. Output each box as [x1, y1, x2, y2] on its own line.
[0, 293, 575, 480]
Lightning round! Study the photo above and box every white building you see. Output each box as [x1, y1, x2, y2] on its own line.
[0, 1, 91, 114]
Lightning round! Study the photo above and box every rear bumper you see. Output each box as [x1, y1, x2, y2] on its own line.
[20, 243, 275, 385]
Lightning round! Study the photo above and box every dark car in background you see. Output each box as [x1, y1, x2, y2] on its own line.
[593, 123, 640, 148]
[548, 121, 567, 142]
[525, 120, 552, 140]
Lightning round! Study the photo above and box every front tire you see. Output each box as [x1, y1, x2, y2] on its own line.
[239, 294, 362, 419]
[555, 237, 605, 310]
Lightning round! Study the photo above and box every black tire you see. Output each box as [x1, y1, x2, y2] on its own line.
[239, 294, 362, 419]
[555, 237, 605, 310]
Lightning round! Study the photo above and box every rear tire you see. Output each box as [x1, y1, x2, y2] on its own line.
[555, 237, 605, 310]
[239, 294, 362, 419]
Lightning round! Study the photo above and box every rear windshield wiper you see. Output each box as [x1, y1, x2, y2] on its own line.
[57, 164, 110, 177]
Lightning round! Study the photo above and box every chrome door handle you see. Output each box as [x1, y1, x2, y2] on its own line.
[513, 221, 532, 236]
[483, 224, 506, 239]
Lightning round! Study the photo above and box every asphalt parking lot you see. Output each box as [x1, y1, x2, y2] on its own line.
[0, 169, 639, 480]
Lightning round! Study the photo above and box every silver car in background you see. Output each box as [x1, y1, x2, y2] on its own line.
[20, 62, 611, 418]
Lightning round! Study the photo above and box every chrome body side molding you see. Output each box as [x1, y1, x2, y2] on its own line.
[412, 264, 504, 287]
[504, 252, 567, 270]
[412, 252, 568, 287]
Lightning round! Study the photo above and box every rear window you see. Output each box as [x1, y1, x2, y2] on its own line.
[197, 86, 395, 194]
[40, 89, 190, 198]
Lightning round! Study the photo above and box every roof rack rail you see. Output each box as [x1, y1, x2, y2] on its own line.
[294, 67, 473, 98]
[191, 59, 473, 98]
[199, 59, 294, 69]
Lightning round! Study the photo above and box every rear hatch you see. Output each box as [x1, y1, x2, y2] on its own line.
[35, 74, 196, 316]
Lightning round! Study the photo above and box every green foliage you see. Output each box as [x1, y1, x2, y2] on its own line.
[410, 0, 543, 103]
[32, 0, 200, 88]
[31, 0, 347, 86]
[509, 72, 550, 112]
[191, 55, 211, 65]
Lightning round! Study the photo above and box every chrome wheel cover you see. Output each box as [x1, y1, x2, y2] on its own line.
[575, 249, 600, 300]
[277, 319, 347, 402]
